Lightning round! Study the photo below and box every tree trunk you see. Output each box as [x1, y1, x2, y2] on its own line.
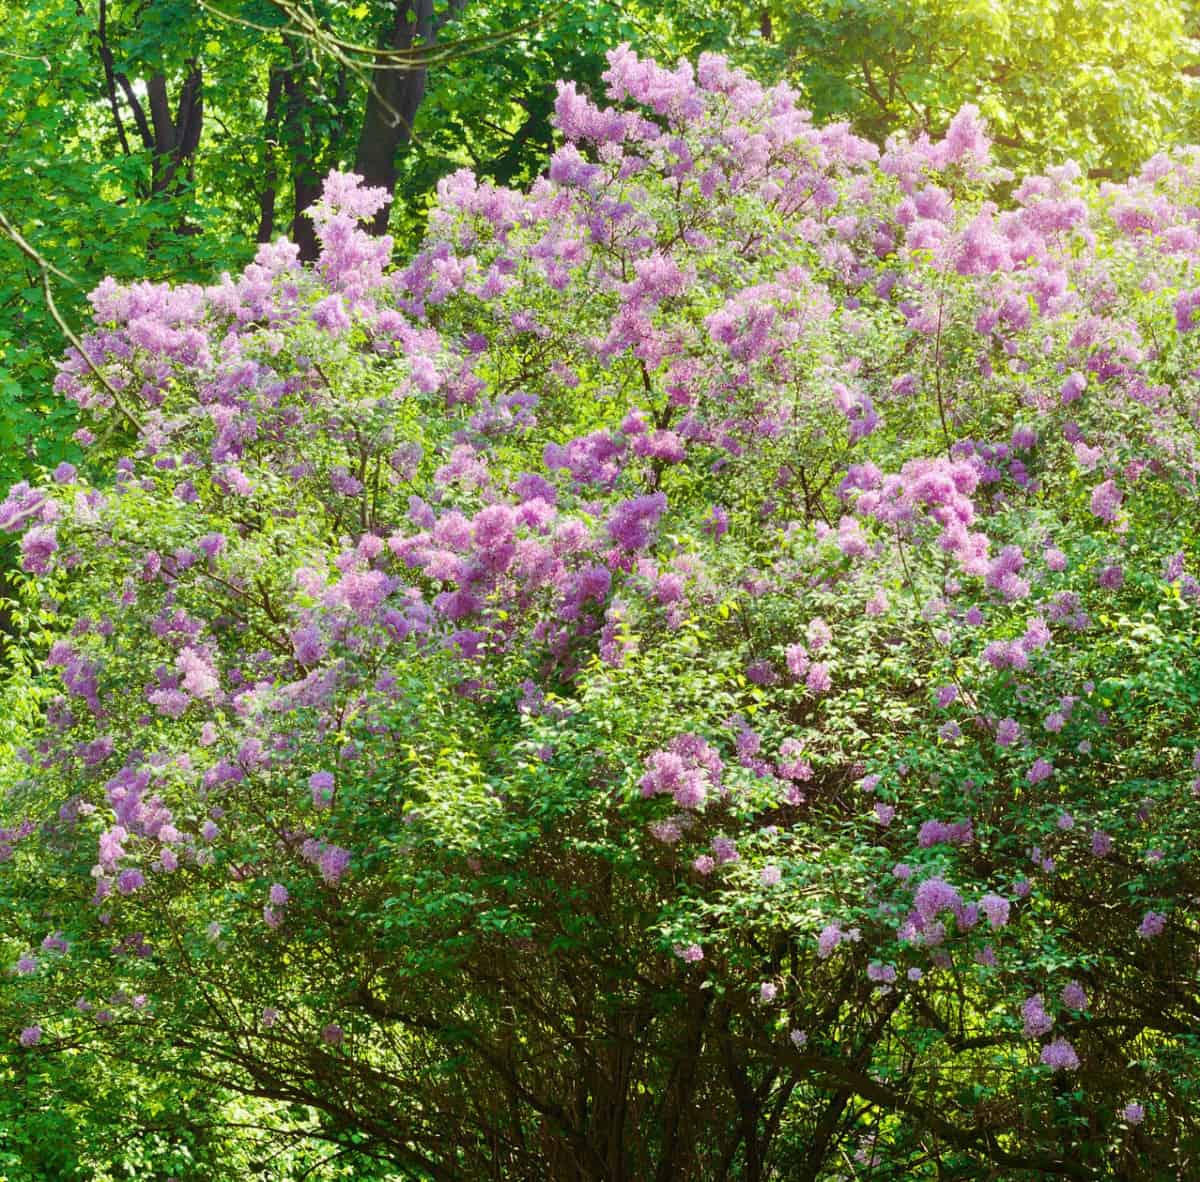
[146, 64, 203, 198]
[95, 0, 132, 159]
[256, 69, 285, 243]
[281, 58, 321, 262]
[353, 0, 437, 236]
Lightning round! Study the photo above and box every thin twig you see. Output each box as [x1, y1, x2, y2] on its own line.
[0, 207, 141, 432]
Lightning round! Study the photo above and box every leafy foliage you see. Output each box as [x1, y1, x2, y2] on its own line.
[2, 43, 1200, 1180]
[751, 0, 1200, 178]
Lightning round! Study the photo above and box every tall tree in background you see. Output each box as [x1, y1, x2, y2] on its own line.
[746, 0, 1200, 178]
[354, 0, 441, 237]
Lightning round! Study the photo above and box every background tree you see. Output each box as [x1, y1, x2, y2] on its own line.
[745, 0, 1200, 177]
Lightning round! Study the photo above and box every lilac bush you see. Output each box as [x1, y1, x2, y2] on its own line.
[2, 44, 1199, 1179]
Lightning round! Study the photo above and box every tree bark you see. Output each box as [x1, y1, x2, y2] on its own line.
[353, 0, 437, 236]
[95, 0, 132, 158]
[281, 58, 321, 261]
[256, 69, 285, 243]
[146, 64, 203, 197]
[654, 986, 711, 1182]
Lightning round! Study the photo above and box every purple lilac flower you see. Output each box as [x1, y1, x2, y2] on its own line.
[913, 877, 962, 924]
[785, 643, 809, 678]
[996, 718, 1021, 747]
[1089, 479, 1122, 522]
[292, 625, 326, 667]
[1040, 1038, 1080, 1070]
[806, 618, 832, 651]
[1062, 981, 1087, 1010]
[711, 836, 739, 865]
[309, 771, 335, 807]
[196, 532, 226, 559]
[817, 924, 845, 959]
[702, 505, 729, 539]
[745, 660, 777, 686]
[1137, 911, 1166, 939]
[640, 740, 721, 811]
[20, 527, 58, 574]
[1024, 616, 1052, 652]
[19, 1025, 41, 1047]
[979, 893, 1010, 928]
[607, 493, 667, 550]
[177, 647, 220, 699]
[312, 295, 351, 334]
[649, 817, 683, 844]
[1123, 1103, 1145, 1125]
[1021, 994, 1053, 1038]
[318, 845, 351, 884]
[918, 819, 972, 848]
[805, 662, 832, 695]
[1060, 372, 1086, 403]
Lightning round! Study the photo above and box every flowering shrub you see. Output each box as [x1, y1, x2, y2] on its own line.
[2, 44, 1200, 1179]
